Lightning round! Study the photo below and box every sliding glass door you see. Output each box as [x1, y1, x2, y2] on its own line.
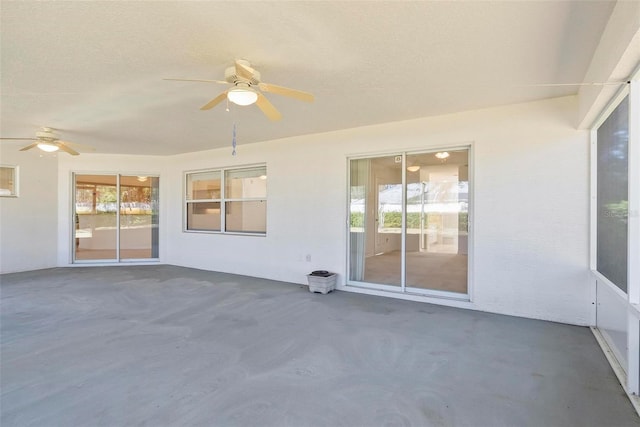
[74, 174, 159, 262]
[348, 149, 470, 298]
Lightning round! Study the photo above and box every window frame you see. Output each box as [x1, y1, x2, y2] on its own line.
[184, 164, 267, 236]
[0, 165, 19, 197]
[589, 76, 640, 395]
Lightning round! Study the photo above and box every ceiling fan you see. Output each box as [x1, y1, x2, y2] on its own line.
[0, 127, 89, 155]
[165, 59, 314, 121]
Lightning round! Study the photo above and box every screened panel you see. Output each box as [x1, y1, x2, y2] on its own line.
[597, 95, 628, 293]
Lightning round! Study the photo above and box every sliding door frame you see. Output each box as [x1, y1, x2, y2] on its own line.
[346, 144, 473, 302]
[72, 172, 160, 264]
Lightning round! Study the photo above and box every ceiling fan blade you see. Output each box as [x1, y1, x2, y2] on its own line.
[200, 91, 228, 110]
[59, 140, 95, 152]
[235, 60, 255, 81]
[255, 93, 282, 121]
[57, 142, 80, 156]
[1, 137, 37, 141]
[259, 83, 314, 102]
[164, 78, 229, 84]
[18, 142, 39, 151]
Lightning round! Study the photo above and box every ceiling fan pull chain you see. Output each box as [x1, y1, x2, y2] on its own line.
[232, 122, 237, 156]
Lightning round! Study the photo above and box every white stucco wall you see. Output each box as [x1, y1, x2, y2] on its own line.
[162, 95, 590, 325]
[45, 95, 590, 325]
[0, 147, 58, 273]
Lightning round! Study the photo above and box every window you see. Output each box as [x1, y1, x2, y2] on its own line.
[185, 165, 266, 234]
[186, 171, 222, 231]
[0, 165, 18, 197]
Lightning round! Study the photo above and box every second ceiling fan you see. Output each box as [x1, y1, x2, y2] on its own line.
[165, 60, 314, 121]
[0, 127, 90, 155]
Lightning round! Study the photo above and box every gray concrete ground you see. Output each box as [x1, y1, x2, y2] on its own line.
[1, 266, 638, 427]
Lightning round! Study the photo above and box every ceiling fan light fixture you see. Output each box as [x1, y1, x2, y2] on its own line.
[227, 85, 258, 106]
[407, 165, 420, 172]
[37, 142, 59, 152]
[435, 152, 450, 160]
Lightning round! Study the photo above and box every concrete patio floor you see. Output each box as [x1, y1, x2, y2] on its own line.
[1, 266, 638, 426]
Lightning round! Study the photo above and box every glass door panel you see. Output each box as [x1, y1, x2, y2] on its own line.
[74, 174, 118, 260]
[405, 150, 468, 293]
[119, 175, 159, 260]
[349, 156, 402, 287]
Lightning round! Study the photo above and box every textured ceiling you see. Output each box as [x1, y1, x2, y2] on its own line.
[0, 1, 615, 155]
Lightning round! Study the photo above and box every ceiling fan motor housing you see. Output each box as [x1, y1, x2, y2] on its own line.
[36, 128, 58, 141]
[225, 66, 261, 86]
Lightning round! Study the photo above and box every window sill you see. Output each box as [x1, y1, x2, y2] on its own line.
[183, 229, 266, 237]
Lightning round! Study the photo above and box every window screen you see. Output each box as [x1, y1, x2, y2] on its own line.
[597, 95, 628, 292]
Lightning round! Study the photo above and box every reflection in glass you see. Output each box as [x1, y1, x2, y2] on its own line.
[349, 158, 369, 282]
[187, 202, 221, 231]
[187, 171, 221, 200]
[225, 201, 266, 233]
[405, 150, 468, 293]
[74, 174, 118, 260]
[224, 167, 267, 234]
[225, 167, 267, 199]
[0, 166, 18, 197]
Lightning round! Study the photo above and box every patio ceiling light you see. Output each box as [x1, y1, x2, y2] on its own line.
[227, 84, 258, 106]
[37, 142, 59, 152]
